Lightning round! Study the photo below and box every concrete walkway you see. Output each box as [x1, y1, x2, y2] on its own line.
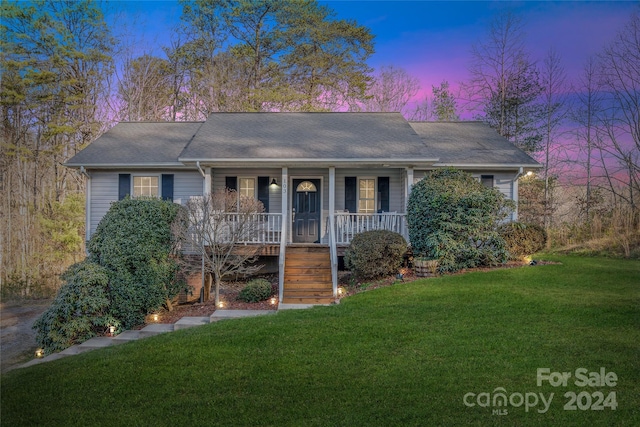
[19, 309, 277, 370]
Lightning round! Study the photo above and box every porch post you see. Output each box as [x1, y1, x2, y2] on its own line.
[329, 167, 337, 296]
[204, 167, 212, 195]
[279, 167, 288, 302]
[405, 167, 414, 210]
[329, 167, 335, 223]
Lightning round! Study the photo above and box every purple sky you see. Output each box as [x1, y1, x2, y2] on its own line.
[110, 0, 637, 104]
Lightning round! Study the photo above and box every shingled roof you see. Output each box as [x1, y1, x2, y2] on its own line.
[408, 121, 540, 167]
[65, 122, 203, 167]
[65, 114, 540, 169]
[178, 112, 430, 162]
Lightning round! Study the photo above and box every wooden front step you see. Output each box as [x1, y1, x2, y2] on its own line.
[283, 245, 334, 304]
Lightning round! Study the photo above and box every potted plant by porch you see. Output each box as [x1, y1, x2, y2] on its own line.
[413, 257, 440, 277]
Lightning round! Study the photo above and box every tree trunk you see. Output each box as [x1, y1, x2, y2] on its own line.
[214, 273, 221, 307]
[203, 272, 212, 302]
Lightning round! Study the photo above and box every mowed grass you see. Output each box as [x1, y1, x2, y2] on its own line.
[1, 255, 638, 426]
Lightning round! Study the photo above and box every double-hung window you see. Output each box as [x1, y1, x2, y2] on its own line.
[133, 176, 159, 197]
[239, 178, 256, 198]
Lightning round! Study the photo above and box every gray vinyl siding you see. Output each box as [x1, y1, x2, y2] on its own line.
[89, 171, 119, 237]
[88, 170, 203, 238]
[174, 172, 204, 205]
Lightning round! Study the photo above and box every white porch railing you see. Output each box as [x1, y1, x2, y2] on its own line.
[219, 213, 282, 244]
[333, 212, 408, 244]
[190, 213, 283, 245]
[234, 213, 282, 244]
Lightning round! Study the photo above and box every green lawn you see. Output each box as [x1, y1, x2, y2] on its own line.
[2, 255, 638, 426]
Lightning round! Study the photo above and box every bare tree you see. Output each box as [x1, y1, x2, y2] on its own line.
[597, 10, 640, 211]
[173, 190, 265, 305]
[572, 56, 603, 221]
[465, 11, 543, 152]
[539, 48, 568, 228]
[117, 54, 173, 121]
[355, 65, 420, 114]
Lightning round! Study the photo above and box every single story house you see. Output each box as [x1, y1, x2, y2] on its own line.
[66, 112, 540, 304]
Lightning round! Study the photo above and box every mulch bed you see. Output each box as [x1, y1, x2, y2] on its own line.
[155, 276, 279, 324]
[152, 260, 558, 324]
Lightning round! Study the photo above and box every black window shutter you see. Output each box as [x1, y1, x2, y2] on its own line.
[378, 177, 390, 213]
[225, 176, 237, 191]
[258, 176, 269, 212]
[161, 174, 174, 201]
[118, 174, 131, 200]
[345, 177, 356, 213]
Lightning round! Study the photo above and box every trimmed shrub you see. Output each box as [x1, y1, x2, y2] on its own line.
[237, 278, 272, 303]
[33, 261, 120, 354]
[344, 230, 407, 281]
[88, 197, 186, 328]
[499, 222, 547, 259]
[407, 168, 515, 273]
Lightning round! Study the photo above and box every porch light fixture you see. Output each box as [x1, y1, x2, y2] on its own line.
[526, 171, 534, 176]
[35, 348, 44, 358]
[270, 178, 278, 187]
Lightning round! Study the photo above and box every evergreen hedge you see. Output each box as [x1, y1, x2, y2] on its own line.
[35, 198, 187, 353]
[33, 260, 119, 354]
[407, 168, 514, 273]
[88, 197, 186, 328]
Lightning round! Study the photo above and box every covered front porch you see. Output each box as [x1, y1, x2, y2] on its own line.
[192, 165, 413, 303]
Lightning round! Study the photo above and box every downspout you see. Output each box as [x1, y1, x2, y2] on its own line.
[196, 161, 205, 178]
[512, 167, 524, 222]
[196, 161, 206, 302]
[80, 166, 91, 255]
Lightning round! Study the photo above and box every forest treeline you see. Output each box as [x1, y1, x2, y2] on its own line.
[1, 1, 638, 296]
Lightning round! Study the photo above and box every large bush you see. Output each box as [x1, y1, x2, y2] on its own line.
[33, 261, 119, 355]
[499, 222, 547, 259]
[345, 230, 407, 280]
[407, 168, 514, 273]
[88, 197, 186, 328]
